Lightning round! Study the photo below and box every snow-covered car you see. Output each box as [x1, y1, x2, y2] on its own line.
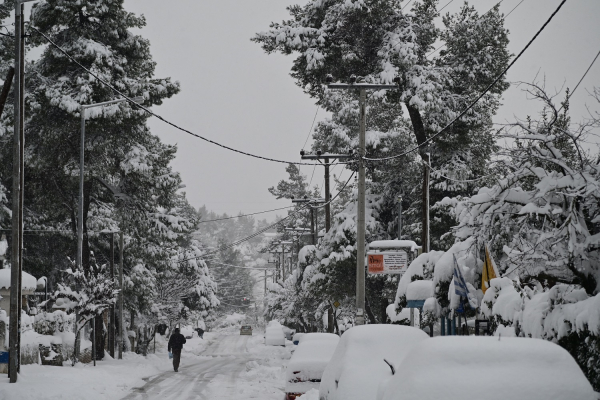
[240, 325, 252, 335]
[282, 325, 296, 341]
[379, 336, 597, 400]
[292, 332, 305, 345]
[319, 324, 429, 400]
[285, 333, 340, 400]
[265, 320, 286, 346]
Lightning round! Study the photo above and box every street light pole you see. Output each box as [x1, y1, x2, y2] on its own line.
[326, 76, 398, 325]
[76, 96, 142, 362]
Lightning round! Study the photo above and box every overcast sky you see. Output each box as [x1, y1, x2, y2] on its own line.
[122, 0, 600, 223]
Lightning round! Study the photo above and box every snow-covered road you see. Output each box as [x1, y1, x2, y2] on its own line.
[123, 334, 252, 400]
[0, 331, 292, 400]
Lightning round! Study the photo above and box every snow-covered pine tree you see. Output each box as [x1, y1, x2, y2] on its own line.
[254, 0, 509, 251]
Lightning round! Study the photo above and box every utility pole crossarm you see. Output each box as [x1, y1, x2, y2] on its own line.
[300, 153, 353, 160]
[327, 83, 398, 90]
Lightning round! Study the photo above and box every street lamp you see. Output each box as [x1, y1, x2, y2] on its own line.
[75, 96, 143, 363]
[77, 96, 143, 272]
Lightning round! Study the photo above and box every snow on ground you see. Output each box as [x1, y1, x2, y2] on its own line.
[0, 327, 293, 400]
[203, 333, 293, 399]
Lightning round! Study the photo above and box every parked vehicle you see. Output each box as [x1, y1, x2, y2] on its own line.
[285, 333, 340, 400]
[282, 325, 296, 341]
[292, 332, 305, 345]
[379, 336, 597, 400]
[265, 320, 286, 346]
[240, 325, 252, 335]
[319, 324, 429, 400]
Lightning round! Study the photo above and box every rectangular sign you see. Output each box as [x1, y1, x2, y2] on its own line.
[368, 251, 408, 275]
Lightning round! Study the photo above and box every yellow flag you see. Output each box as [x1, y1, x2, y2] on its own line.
[482, 245, 498, 294]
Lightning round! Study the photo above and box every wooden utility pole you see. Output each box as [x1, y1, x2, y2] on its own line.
[118, 231, 124, 360]
[356, 87, 366, 326]
[299, 151, 353, 232]
[327, 76, 398, 325]
[9, 2, 26, 382]
[108, 232, 115, 358]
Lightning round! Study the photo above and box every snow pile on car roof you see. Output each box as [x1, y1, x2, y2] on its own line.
[320, 324, 428, 400]
[381, 336, 596, 400]
[286, 333, 339, 393]
[265, 320, 285, 346]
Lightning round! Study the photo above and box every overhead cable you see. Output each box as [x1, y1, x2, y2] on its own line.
[505, 0, 526, 18]
[28, 26, 340, 168]
[427, 0, 506, 58]
[177, 169, 355, 264]
[198, 206, 294, 224]
[364, 0, 568, 163]
[559, 47, 600, 112]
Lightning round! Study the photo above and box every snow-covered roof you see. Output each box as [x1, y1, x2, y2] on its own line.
[368, 240, 420, 252]
[381, 337, 596, 400]
[406, 280, 434, 301]
[0, 268, 37, 291]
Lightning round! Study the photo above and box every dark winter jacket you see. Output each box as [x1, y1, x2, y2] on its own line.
[168, 333, 187, 351]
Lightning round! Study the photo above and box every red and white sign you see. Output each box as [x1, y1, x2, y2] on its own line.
[367, 251, 409, 275]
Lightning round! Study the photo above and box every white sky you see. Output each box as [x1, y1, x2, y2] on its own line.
[122, 0, 600, 222]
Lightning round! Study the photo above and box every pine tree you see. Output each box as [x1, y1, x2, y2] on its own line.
[254, 0, 510, 250]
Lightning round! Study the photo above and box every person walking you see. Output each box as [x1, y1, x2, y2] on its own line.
[168, 327, 187, 372]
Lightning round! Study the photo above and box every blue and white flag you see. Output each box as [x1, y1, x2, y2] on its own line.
[453, 254, 470, 298]
[453, 254, 477, 312]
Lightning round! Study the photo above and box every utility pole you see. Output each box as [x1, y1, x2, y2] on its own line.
[108, 232, 115, 358]
[272, 241, 293, 281]
[292, 197, 326, 245]
[326, 75, 398, 325]
[118, 231, 124, 360]
[285, 227, 312, 271]
[300, 151, 353, 232]
[9, 1, 30, 382]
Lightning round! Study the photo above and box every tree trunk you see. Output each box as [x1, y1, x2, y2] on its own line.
[0, 67, 14, 117]
[93, 314, 105, 360]
[406, 104, 431, 252]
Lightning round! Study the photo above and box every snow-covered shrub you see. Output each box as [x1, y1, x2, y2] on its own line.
[34, 310, 73, 336]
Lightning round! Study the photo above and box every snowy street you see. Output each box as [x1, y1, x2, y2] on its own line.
[123, 334, 278, 400]
[0, 331, 293, 400]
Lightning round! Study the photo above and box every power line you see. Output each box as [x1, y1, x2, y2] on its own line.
[206, 260, 274, 270]
[560, 47, 600, 111]
[427, 0, 506, 59]
[365, 0, 568, 163]
[439, 0, 456, 13]
[505, 0, 526, 18]
[401, 0, 414, 11]
[177, 169, 356, 264]
[28, 26, 335, 168]
[198, 206, 294, 224]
